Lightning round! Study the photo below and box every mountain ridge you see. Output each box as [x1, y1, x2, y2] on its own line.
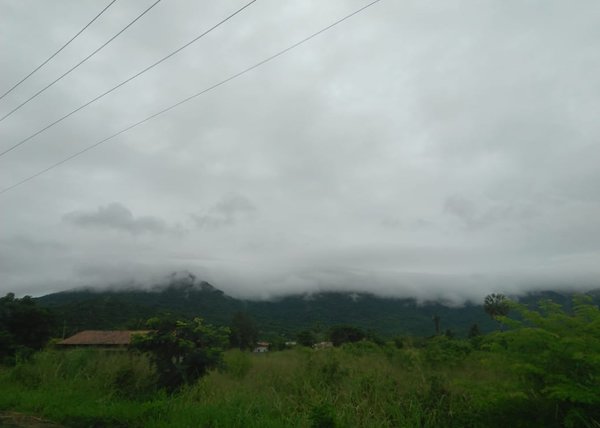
[35, 274, 600, 339]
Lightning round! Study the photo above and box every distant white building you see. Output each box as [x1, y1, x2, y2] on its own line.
[253, 341, 270, 353]
[312, 341, 333, 350]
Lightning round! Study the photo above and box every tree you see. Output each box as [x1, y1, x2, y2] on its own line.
[432, 314, 441, 335]
[484, 293, 509, 330]
[229, 311, 258, 350]
[468, 323, 483, 349]
[329, 325, 365, 347]
[0, 293, 55, 363]
[297, 329, 316, 347]
[468, 323, 481, 338]
[488, 296, 600, 426]
[366, 329, 385, 346]
[133, 316, 229, 391]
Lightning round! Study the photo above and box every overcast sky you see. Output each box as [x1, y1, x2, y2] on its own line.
[1, 0, 600, 301]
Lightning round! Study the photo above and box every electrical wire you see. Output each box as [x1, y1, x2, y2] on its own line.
[0, 0, 257, 159]
[0, 0, 118, 102]
[0, 0, 162, 124]
[0, 0, 382, 196]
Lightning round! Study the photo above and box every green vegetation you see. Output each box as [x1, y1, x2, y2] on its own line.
[132, 317, 229, 392]
[36, 281, 506, 338]
[484, 293, 510, 330]
[329, 325, 366, 346]
[1, 294, 598, 427]
[0, 293, 54, 364]
[488, 296, 600, 426]
[229, 312, 258, 350]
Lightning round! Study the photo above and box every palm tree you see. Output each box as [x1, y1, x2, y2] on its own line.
[484, 293, 509, 330]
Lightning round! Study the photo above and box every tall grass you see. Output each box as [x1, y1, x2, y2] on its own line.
[0, 349, 161, 427]
[0, 344, 535, 427]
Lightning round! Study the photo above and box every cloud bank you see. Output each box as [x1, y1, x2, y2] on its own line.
[1, 1, 600, 300]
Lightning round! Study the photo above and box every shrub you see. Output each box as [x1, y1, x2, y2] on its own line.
[423, 336, 471, 366]
[110, 358, 157, 400]
[393, 336, 405, 349]
[309, 403, 337, 428]
[329, 326, 365, 347]
[133, 317, 229, 392]
[340, 340, 381, 357]
[297, 330, 317, 347]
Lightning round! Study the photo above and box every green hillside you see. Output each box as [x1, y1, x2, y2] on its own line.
[36, 274, 599, 339]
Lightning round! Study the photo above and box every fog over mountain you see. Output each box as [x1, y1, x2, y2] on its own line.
[1, 1, 600, 300]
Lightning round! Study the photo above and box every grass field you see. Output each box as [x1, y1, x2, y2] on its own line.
[0, 340, 556, 428]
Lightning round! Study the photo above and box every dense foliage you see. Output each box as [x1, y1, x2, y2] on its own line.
[0, 293, 54, 363]
[329, 325, 366, 346]
[132, 316, 229, 391]
[297, 329, 317, 346]
[229, 312, 258, 350]
[487, 296, 600, 426]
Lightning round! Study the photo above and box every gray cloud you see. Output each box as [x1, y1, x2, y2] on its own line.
[63, 203, 168, 235]
[444, 195, 539, 230]
[1, 0, 600, 300]
[191, 193, 256, 229]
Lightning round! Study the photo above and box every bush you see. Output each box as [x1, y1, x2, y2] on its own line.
[297, 330, 317, 347]
[423, 336, 472, 366]
[393, 336, 405, 349]
[110, 360, 157, 400]
[340, 340, 382, 357]
[329, 326, 365, 347]
[309, 403, 337, 428]
[133, 317, 229, 392]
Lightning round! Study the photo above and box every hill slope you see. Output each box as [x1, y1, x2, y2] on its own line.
[36, 275, 599, 338]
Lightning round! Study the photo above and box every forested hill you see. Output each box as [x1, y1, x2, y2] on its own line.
[35, 276, 599, 338]
[244, 292, 501, 338]
[37, 277, 241, 335]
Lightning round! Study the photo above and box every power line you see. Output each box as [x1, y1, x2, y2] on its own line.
[0, 0, 257, 159]
[0, 0, 382, 196]
[0, 0, 162, 124]
[0, 0, 117, 102]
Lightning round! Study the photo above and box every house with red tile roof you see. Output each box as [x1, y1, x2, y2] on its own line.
[58, 330, 150, 348]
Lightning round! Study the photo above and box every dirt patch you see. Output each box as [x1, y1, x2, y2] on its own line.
[0, 412, 63, 428]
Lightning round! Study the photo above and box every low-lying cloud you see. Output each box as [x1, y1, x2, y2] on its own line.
[191, 194, 256, 229]
[63, 203, 169, 235]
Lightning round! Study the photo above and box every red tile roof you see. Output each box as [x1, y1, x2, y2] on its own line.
[58, 330, 150, 346]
